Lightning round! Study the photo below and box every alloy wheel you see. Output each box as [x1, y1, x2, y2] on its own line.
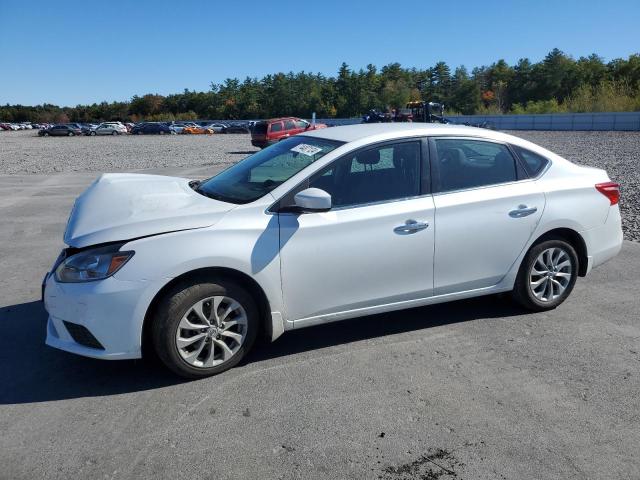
[529, 247, 573, 302]
[175, 296, 248, 368]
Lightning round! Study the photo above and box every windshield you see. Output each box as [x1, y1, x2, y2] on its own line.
[197, 136, 342, 204]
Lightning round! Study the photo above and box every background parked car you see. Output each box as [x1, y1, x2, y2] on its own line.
[251, 117, 327, 148]
[98, 122, 127, 134]
[203, 123, 227, 133]
[169, 122, 197, 133]
[130, 122, 174, 135]
[38, 124, 82, 136]
[223, 123, 251, 134]
[182, 125, 214, 134]
[88, 123, 124, 136]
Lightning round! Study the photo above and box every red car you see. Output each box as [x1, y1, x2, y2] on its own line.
[251, 117, 327, 148]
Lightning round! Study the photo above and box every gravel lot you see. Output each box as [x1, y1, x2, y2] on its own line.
[0, 129, 638, 479]
[0, 130, 258, 174]
[1, 129, 638, 240]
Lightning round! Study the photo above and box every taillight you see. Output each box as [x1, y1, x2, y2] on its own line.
[595, 182, 620, 205]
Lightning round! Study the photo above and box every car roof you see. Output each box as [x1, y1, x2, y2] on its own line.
[263, 117, 302, 123]
[300, 123, 571, 167]
[300, 123, 520, 144]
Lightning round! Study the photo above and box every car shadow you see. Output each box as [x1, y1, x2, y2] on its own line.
[226, 151, 258, 155]
[244, 294, 525, 365]
[0, 295, 525, 404]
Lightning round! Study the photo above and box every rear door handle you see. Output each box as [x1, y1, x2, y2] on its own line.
[509, 205, 538, 218]
[394, 219, 429, 234]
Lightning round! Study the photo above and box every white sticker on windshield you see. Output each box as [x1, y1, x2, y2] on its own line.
[291, 144, 323, 156]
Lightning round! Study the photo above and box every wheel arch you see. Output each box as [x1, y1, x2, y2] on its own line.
[529, 227, 588, 276]
[141, 267, 273, 358]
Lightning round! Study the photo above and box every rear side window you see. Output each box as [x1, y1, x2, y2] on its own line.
[270, 122, 283, 133]
[512, 145, 550, 177]
[433, 138, 518, 192]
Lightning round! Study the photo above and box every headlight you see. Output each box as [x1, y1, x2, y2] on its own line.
[55, 244, 134, 283]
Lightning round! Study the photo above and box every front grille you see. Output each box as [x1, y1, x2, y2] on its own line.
[63, 321, 105, 350]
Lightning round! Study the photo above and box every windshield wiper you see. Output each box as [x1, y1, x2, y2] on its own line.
[194, 186, 237, 204]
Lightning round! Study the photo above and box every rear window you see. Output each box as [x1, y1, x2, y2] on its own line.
[253, 122, 267, 135]
[512, 145, 549, 176]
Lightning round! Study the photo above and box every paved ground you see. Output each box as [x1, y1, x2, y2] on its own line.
[0, 162, 638, 479]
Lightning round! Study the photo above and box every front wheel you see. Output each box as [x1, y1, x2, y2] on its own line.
[111, 130, 117, 135]
[152, 278, 258, 378]
[90, 131, 96, 136]
[512, 239, 578, 311]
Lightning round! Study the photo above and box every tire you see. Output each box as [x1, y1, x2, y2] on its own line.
[90, 131, 96, 136]
[159, 130, 165, 135]
[137, 131, 144, 135]
[512, 239, 578, 312]
[68, 132, 74, 136]
[43, 132, 49, 137]
[112, 131, 117, 135]
[152, 278, 259, 379]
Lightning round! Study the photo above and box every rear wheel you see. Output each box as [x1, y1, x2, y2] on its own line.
[90, 131, 96, 136]
[111, 130, 117, 135]
[512, 239, 578, 311]
[43, 132, 49, 137]
[152, 278, 258, 378]
[68, 131, 74, 136]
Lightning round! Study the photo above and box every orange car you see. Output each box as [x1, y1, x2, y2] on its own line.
[182, 125, 214, 134]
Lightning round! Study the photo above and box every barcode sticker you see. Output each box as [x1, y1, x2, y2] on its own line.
[291, 144, 323, 156]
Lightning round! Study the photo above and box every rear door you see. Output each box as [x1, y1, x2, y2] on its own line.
[268, 121, 285, 142]
[430, 137, 545, 295]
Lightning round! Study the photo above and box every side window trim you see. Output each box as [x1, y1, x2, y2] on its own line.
[269, 136, 429, 213]
[428, 136, 531, 195]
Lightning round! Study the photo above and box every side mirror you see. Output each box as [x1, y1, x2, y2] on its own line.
[293, 188, 331, 213]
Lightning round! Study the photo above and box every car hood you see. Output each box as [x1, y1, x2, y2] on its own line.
[64, 173, 235, 248]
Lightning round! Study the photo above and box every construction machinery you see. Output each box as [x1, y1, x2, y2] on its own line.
[406, 101, 448, 123]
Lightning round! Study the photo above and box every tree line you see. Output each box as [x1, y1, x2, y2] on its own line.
[2, 49, 639, 123]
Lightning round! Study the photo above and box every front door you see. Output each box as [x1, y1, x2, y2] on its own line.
[430, 137, 545, 295]
[278, 139, 435, 324]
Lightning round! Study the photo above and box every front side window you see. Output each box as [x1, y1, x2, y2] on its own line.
[284, 119, 296, 130]
[295, 120, 308, 129]
[197, 136, 342, 204]
[433, 138, 517, 192]
[309, 141, 421, 208]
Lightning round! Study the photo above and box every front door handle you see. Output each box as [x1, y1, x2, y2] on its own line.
[394, 219, 429, 234]
[509, 205, 538, 218]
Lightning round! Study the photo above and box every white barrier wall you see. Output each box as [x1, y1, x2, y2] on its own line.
[318, 112, 640, 130]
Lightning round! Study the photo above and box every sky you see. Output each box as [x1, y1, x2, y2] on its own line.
[1, 0, 639, 106]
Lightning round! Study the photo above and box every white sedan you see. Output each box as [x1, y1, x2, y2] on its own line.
[43, 124, 623, 378]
